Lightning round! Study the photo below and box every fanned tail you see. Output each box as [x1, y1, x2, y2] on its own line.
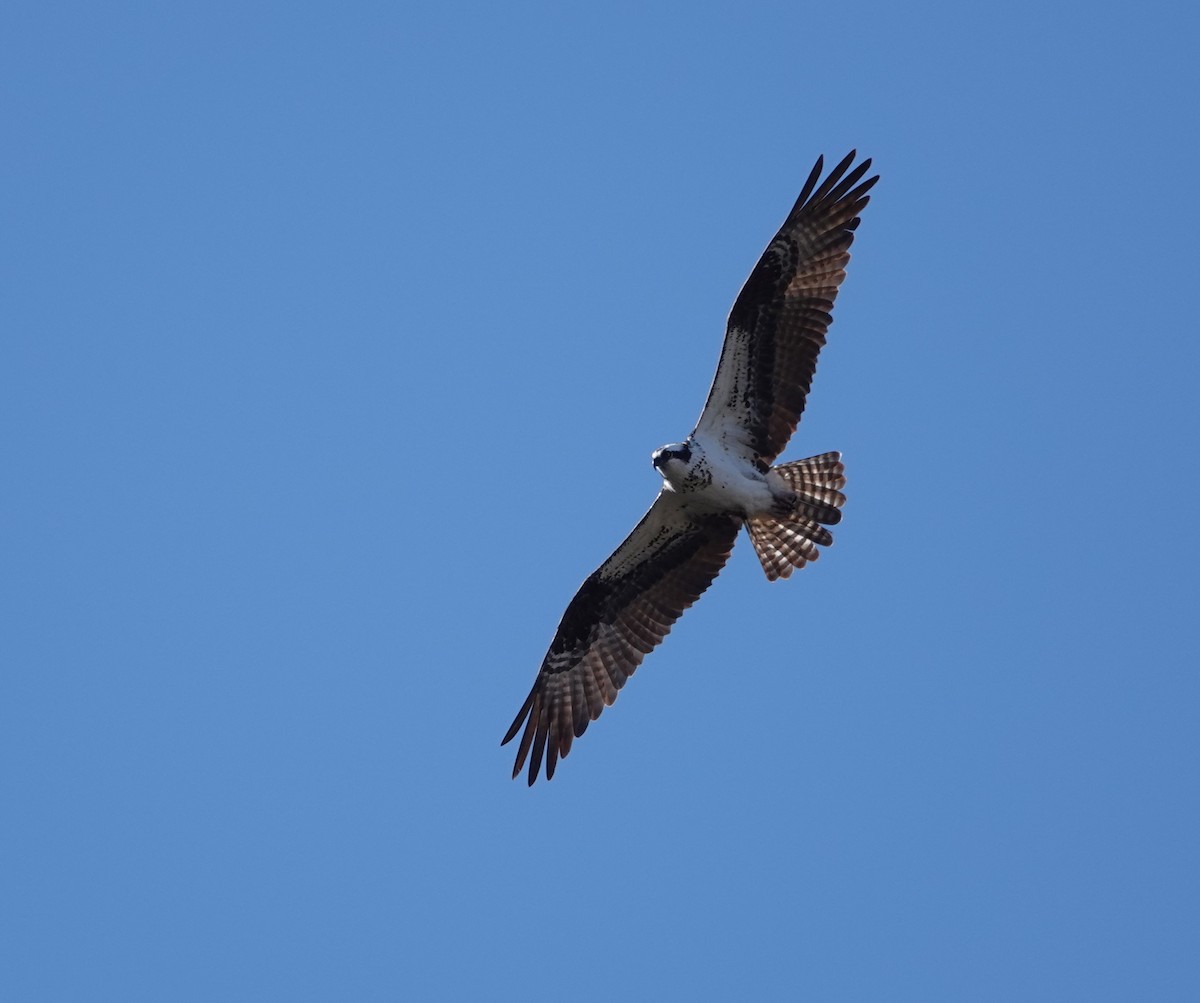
[745, 451, 846, 581]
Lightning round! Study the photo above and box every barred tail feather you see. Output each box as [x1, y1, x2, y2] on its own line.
[746, 451, 846, 581]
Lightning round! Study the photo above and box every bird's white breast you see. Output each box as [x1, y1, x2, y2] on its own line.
[663, 434, 778, 518]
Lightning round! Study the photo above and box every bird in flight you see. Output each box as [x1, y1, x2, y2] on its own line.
[503, 152, 878, 784]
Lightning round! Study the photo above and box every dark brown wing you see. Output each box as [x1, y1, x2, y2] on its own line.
[502, 492, 740, 785]
[694, 151, 878, 466]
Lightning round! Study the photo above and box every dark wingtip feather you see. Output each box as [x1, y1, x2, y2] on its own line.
[527, 711, 549, 786]
[501, 687, 534, 747]
[790, 152, 878, 225]
[793, 155, 826, 210]
[810, 151, 858, 202]
[508, 691, 539, 779]
[825, 159, 873, 203]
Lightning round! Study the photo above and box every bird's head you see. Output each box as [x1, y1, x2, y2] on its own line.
[652, 441, 695, 486]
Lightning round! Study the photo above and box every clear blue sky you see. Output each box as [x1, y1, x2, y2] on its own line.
[4, 2, 1198, 999]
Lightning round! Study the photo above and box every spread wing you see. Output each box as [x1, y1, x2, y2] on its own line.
[502, 493, 740, 785]
[694, 151, 878, 466]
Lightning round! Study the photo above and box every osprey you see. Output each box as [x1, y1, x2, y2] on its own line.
[503, 151, 878, 784]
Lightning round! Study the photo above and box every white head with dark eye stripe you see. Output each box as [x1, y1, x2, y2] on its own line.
[651, 440, 696, 487]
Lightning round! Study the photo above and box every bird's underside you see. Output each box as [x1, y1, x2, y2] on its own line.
[503, 151, 877, 785]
